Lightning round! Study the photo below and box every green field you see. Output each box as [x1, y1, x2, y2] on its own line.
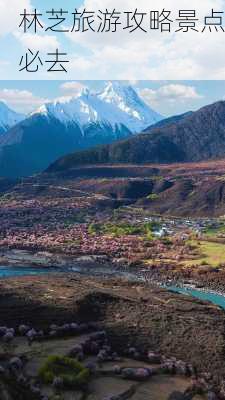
[184, 240, 225, 267]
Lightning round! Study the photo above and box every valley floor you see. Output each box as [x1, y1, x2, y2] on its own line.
[2, 162, 225, 397]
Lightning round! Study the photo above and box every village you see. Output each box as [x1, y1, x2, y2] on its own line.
[1, 179, 225, 285]
[1, 175, 225, 399]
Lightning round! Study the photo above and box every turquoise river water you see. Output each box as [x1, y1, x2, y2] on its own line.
[168, 286, 225, 310]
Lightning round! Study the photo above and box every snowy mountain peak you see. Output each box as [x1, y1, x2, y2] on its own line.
[98, 81, 163, 130]
[100, 81, 137, 101]
[99, 82, 142, 110]
[32, 82, 163, 133]
[0, 101, 25, 134]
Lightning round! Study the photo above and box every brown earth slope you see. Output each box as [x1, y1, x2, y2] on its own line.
[0, 274, 224, 381]
[44, 160, 225, 216]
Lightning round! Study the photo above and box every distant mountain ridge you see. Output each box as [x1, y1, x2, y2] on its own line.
[47, 101, 225, 172]
[0, 82, 163, 178]
[0, 101, 25, 135]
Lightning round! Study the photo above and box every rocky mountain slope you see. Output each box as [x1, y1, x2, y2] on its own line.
[48, 101, 225, 172]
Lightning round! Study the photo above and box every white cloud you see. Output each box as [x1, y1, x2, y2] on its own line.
[63, 0, 225, 79]
[0, 0, 32, 37]
[14, 32, 59, 51]
[1, 0, 225, 79]
[0, 89, 49, 113]
[139, 84, 203, 106]
[53, 81, 88, 103]
[60, 81, 87, 95]
[0, 0, 60, 75]
[128, 80, 139, 86]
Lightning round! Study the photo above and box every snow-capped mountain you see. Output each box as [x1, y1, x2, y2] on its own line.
[0, 101, 25, 135]
[32, 82, 163, 134]
[0, 82, 163, 178]
[32, 89, 131, 133]
[98, 81, 162, 132]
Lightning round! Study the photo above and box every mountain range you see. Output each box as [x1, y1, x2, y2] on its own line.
[0, 82, 163, 178]
[48, 101, 225, 173]
[3, 83, 225, 179]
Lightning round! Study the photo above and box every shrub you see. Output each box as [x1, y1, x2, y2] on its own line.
[147, 193, 159, 201]
[88, 223, 101, 235]
[38, 355, 90, 389]
[161, 237, 173, 246]
[146, 231, 154, 241]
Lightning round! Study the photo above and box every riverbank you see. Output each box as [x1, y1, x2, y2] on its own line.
[130, 261, 225, 301]
[0, 248, 113, 268]
[3, 248, 225, 309]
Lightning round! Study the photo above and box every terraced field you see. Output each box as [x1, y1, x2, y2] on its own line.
[0, 324, 206, 400]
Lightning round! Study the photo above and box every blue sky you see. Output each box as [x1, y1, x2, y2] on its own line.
[1, 0, 225, 80]
[0, 80, 225, 116]
[32, 0, 83, 8]
[1, 0, 225, 116]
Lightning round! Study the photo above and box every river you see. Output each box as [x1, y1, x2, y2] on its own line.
[0, 264, 139, 280]
[0, 265, 63, 278]
[167, 285, 225, 309]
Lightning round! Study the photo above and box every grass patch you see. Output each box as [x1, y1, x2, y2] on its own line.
[88, 221, 161, 238]
[147, 193, 159, 201]
[183, 240, 225, 267]
[38, 355, 90, 389]
[203, 224, 225, 237]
